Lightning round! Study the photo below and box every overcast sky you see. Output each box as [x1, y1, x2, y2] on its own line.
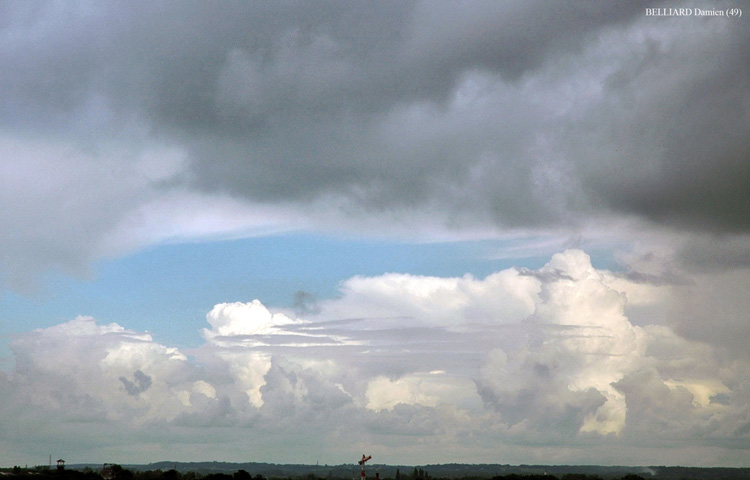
[1, 0, 749, 469]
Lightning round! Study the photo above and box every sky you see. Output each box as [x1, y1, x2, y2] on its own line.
[1, 0, 749, 469]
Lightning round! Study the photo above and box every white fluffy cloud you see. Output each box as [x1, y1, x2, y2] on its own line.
[478, 251, 648, 435]
[3, 250, 749, 465]
[203, 300, 303, 342]
[6, 316, 203, 430]
[320, 269, 539, 328]
[366, 372, 479, 412]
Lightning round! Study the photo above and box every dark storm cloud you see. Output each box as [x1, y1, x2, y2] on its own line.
[2, 0, 748, 294]
[615, 270, 692, 286]
[567, 18, 750, 233]
[2, 1, 673, 226]
[678, 234, 750, 271]
[170, 0, 654, 222]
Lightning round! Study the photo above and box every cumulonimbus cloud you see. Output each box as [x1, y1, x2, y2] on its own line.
[3, 250, 749, 465]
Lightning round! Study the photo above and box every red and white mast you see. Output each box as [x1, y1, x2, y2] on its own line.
[358, 454, 372, 480]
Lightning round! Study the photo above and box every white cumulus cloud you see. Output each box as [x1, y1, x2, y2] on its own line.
[2, 250, 750, 465]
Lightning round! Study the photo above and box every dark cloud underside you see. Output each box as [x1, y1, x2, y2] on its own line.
[15, 1, 748, 232]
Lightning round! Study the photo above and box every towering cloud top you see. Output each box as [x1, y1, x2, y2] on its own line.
[3, 251, 748, 465]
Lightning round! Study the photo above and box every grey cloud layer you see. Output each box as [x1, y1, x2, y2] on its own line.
[2, 1, 749, 291]
[5, 1, 745, 228]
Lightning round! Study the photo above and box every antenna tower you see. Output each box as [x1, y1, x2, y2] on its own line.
[358, 454, 372, 480]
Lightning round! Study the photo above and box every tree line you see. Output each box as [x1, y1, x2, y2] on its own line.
[1, 466, 651, 480]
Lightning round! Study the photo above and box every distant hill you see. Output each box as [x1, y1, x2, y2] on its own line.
[59, 462, 750, 480]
